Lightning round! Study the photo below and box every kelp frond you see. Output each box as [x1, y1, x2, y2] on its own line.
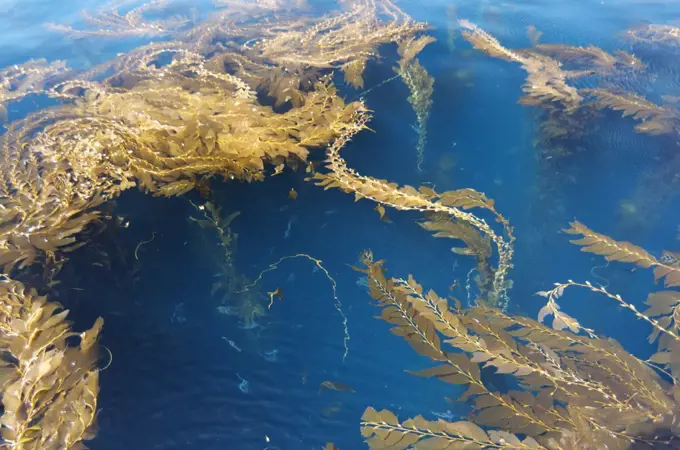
[0, 279, 102, 449]
[564, 221, 680, 286]
[530, 44, 643, 72]
[459, 20, 582, 112]
[395, 36, 436, 172]
[420, 211, 494, 300]
[625, 23, 680, 45]
[47, 0, 192, 38]
[0, 59, 70, 121]
[361, 407, 544, 449]
[562, 221, 680, 382]
[584, 89, 680, 135]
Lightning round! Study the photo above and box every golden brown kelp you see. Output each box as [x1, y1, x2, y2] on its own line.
[459, 19, 583, 112]
[559, 221, 680, 381]
[459, 21, 643, 117]
[0, 59, 71, 121]
[419, 211, 495, 301]
[311, 116, 514, 308]
[528, 44, 643, 73]
[356, 250, 680, 449]
[0, 279, 103, 449]
[0, 3, 429, 445]
[0, 49, 366, 274]
[584, 88, 680, 136]
[190, 0, 430, 105]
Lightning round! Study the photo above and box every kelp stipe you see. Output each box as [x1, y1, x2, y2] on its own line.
[310, 119, 515, 308]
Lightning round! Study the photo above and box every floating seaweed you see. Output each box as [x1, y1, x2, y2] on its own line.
[46, 0, 192, 38]
[584, 88, 680, 136]
[625, 23, 680, 46]
[356, 245, 680, 449]
[0, 279, 102, 449]
[4, 1, 680, 449]
[310, 117, 515, 308]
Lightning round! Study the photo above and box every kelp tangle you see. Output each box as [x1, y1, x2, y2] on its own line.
[0, 279, 102, 449]
[4, 1, 676, 449]
[350, 17, 680, 450]
[356, 222, 680, 449]
[0, 0, 432, 447]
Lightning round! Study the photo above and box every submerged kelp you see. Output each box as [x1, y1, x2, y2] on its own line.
[456, 17, 680, 234]
[394, 36, 435, 172]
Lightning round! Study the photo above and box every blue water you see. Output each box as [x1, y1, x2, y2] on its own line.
[3, 0, 680, 449]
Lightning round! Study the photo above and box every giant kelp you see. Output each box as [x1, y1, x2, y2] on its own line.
[0, 0, 437, 447]
[356, 237, 680, 449]
[5, 1, 679, 449]
[310, 116, 515, 308]
[394, 36, 436, 172]
[46, 0, 192, 38]
[0, 279, 102, 450]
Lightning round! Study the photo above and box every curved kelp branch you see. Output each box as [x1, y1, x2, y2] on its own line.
[354, 252, 569, 444]
[0, 278, 103, 449]
[310, 115, 514, 308]
[557, 221, 680, 381]
[360, 407, 546, 450]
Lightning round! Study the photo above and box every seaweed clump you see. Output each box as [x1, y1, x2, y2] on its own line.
[356, 239, 680, 449]
[0, 48, 366, 275]
[0, 279, 102, 450]
[0, 1, 432, 446]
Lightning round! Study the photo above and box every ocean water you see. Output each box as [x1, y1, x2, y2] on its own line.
[2, 0, 680, 449]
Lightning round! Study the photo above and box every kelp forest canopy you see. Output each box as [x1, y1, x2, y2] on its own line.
[1, 0, 680, 449]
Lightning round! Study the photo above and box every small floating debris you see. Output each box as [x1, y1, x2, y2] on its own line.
[237, 373, 249, 394]
[221, 336, 242, 352]
[288, 188, 298, 200]
[261, 349, 279, 362]
[216, 305, 238, 315]
[320, 380, 355, 393]
[170, 302, 186, 324]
